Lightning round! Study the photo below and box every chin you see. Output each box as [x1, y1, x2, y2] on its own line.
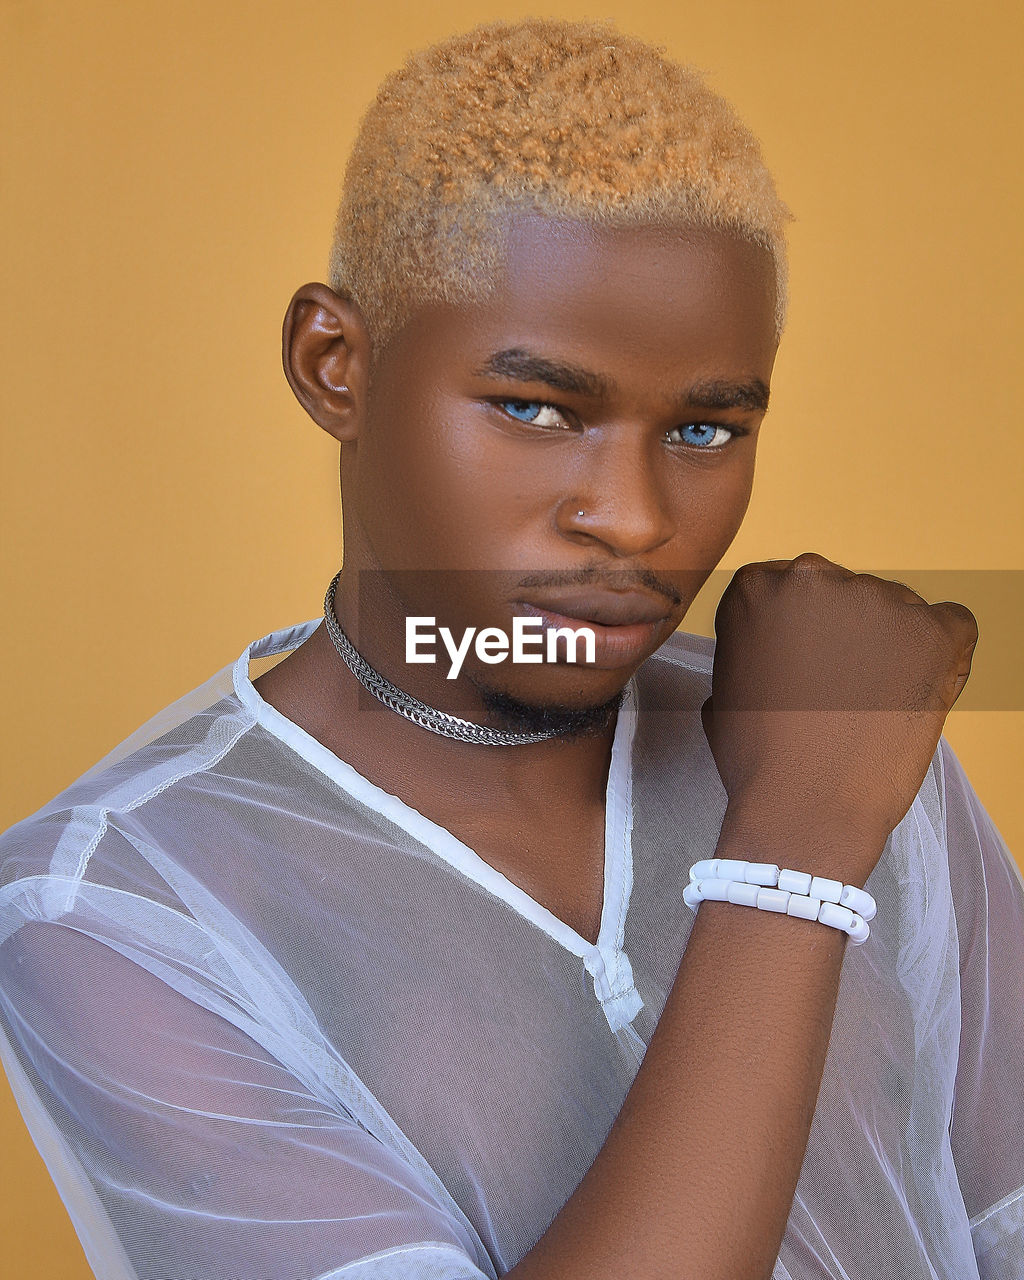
[468, 669, 627, 740]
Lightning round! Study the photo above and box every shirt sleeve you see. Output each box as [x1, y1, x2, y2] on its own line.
[0, 919, 495, 1280]
[942, 736, 1024, 1279]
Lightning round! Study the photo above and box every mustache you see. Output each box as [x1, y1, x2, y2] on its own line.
[512, 566, 685, 607]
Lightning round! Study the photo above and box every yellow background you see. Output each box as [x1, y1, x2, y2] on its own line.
[2, 1, 1021, 1273]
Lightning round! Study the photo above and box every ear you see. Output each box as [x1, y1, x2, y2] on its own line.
[282, 283, 371, 443]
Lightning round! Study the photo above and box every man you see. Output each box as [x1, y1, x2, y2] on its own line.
[1, 18, 1021, 1280]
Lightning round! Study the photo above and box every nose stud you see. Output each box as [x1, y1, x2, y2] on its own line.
[559, 502, 588, 529]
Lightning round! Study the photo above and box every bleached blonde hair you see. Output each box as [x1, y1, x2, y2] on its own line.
[329, 17, 792, 351]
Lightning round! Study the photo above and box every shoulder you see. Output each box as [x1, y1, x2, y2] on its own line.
[0, 667, 259, 920]
[0, 683, 279, 1041]
[936, 736, 1021, 927]
[647, 627, 715, 674]
[632, 628, 714, 731]
[639, 628, 714, 697]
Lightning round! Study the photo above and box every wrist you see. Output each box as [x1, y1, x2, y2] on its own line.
[717, 795, 886, 888]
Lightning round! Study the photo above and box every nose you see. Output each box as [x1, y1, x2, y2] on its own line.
[556, 436, 675, 557]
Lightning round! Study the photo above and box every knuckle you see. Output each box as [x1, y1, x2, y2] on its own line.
[934, 601, 980, 648]
[735, 559, 782, 578]
[855, 571, 915, 601]
[888, 578, 928, 604]
[789, 551, 835, 569]
[726, 562, 772, 600]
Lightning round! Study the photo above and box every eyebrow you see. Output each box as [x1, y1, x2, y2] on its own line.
[473, 348, 610, 398]
[685, 377, 771, 414]
[473, 347, 770, 415]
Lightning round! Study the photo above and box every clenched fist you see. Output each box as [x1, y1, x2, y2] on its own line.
[701, 552, 978, 882]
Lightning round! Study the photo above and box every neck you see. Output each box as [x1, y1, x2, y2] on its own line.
[331, 561, 628, 739]
[253, 580, 626, 818]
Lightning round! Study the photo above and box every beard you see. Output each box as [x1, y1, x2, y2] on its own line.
[468, 674, 625, 740]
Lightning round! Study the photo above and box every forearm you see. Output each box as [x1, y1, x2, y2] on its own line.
[508, 801, 880, 1280]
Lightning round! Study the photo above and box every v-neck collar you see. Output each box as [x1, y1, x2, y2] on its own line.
[232, 618, 645, 1035]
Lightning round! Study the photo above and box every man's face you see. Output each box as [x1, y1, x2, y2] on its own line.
[343, 214, 779, 714]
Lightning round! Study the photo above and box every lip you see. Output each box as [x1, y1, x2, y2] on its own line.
[515, 588, 671, 626]
[511, 600, 671, 668]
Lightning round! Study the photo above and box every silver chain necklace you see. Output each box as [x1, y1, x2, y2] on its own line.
[322, 571, 562, 745]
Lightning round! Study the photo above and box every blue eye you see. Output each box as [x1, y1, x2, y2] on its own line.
[499, 400, 570, 429]
[666, 423, 736, 449]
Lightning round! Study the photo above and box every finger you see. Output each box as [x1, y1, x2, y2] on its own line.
[788, 551, 851, 572]
[948, 666, 973, 709]
[888, 578, 928, 605]
[930, 601, 980, 653]
[737, 553, 854, 577]
[851, 572, 925, 604]
[947, 643, 979, 707]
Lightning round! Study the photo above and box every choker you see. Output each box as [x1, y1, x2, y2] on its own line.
[322, 571, 562, 745]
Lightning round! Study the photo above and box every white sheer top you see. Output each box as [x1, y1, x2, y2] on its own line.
[1, 619, 1022, 1280]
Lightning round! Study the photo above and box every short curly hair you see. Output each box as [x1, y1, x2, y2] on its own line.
[329, 18, 791, 353]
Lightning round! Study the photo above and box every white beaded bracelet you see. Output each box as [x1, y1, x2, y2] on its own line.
[684, 859, 875, 946]
[689, 859, 876, 920]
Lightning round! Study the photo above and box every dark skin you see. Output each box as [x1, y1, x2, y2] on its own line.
[253, 215, 779, 947]
[253, 211, 978, 1279]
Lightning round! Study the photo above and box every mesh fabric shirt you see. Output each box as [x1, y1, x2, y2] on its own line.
[1, 618, 1022, 1280]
